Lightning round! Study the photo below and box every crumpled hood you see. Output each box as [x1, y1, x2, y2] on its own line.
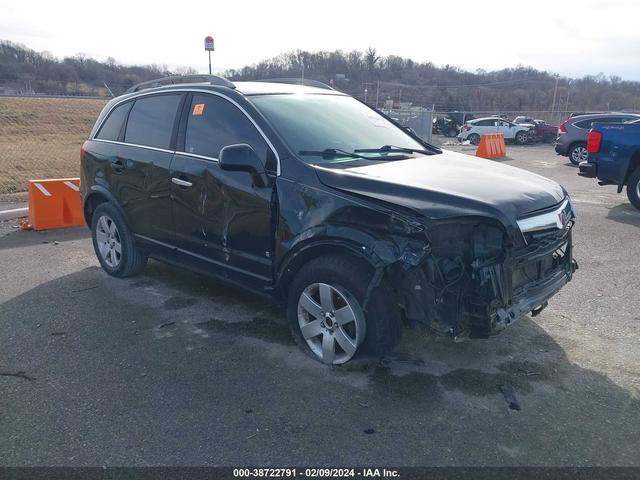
[314, 150, 566, 227]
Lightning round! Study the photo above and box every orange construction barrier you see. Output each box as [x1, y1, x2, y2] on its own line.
[22, 178, 84, 231]
[476, 133, 506, 159]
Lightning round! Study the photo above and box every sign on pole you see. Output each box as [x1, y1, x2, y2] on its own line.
[204, 36, 214, 75]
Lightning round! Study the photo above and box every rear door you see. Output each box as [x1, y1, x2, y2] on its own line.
[170, 92, 276, 284]
[114, 93, 184, 244]
[473, 119, 497, 135]
[497, 120, 516, 138]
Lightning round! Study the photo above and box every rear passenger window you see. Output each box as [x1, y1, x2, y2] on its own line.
[575, 120, 594, 129]
[184, 94, 269, 164]
[96, 102, 132, 141]
[125, 94, 182, 149]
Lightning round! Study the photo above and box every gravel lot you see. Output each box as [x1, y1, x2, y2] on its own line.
[1, 140, 639, 467]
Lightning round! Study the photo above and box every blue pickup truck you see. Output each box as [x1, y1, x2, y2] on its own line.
[579, 120, 640, 209]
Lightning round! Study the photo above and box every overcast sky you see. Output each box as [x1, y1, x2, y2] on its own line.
[3, 0, 639, 80]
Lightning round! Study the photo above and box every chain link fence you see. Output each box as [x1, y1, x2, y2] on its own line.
[0, 96, 107, 197]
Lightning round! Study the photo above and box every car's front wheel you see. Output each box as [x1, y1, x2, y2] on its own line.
[287, 255, 401, 364]
[569, 143, 588, 165]
[626, 168, 640, 210]
[91, 202, 148, 277]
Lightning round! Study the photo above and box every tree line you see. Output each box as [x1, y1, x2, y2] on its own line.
[226, 48, 640, 112]
[0, 40, 196, 96]
[2, 40, 640, 113]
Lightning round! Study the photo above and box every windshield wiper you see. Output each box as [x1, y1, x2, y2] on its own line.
[354, 145, 432, 155]
[298, 148, 407, 161]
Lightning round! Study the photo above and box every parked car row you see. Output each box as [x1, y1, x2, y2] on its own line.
[554, 112, 640, 164]
[431, 114, 559, 146]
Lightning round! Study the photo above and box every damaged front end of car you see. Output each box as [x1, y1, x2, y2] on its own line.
[364, 199, 577, 341]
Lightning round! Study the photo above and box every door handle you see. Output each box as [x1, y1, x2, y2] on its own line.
[171, 177, 193, 187]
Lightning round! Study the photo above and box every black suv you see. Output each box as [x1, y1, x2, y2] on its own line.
[81, 75, 577, 365]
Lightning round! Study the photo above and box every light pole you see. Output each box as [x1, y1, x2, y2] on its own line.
[550, 74, 559, 121]
[564, 80, 573, 117]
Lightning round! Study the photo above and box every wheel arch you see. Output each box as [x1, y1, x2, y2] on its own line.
[83, 186, 126, 227]
[620, 150, 640, 192]
[276, 240, 377, 299]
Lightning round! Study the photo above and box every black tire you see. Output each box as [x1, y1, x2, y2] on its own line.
[626, 168, 640, 210]
[569, 143, 588, 165]
[91, 202, 147, 277]
[515, 130, 529, 145]
[287, 254, 401, 364]
[445, 128, 458, 138]
[468, 133, 480, 145]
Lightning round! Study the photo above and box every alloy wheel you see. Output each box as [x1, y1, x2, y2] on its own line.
[572, 146, 588, 163]
[95, 215, 122, 268]
[297, 282, 366, 364]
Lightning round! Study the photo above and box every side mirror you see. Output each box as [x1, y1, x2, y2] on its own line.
[219, 144, 268, 187]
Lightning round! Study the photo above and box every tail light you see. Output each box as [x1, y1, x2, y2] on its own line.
[558, 120, 568, 133]
[587, 130, 602, 154]
[463, 124, 471, 131]
[80, 140, 89, 160]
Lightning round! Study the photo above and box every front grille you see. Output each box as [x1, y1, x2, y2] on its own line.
[511, 225, 572, 293]
[517, 224, 572, 262]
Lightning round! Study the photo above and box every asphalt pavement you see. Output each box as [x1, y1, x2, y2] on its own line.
[1, 141, 639, 466]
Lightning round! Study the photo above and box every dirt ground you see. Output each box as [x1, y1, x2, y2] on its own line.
[1, 141, 639, 466]
[0, 97, 107, 195]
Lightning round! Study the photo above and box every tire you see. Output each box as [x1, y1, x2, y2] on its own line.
[287, 254, 401, 365]
[91, 202, 147, 277]
[445, 128, 457, 138]
[468, 133, 480, 146]
[569, 143, 588, 165]
[626, 168, 640, 210]
[515, 130, 529, 145]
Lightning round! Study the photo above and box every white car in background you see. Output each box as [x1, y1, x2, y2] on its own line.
[458, 117, 532, 145]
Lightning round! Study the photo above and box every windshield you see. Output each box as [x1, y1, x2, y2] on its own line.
[249, 94, 429, 163]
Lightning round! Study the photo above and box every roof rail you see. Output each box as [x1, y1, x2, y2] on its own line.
[125, 74, 235, 93]
[255, 78, 334, 90]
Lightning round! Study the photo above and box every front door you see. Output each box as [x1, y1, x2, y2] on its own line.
[170, 92, 276, 284]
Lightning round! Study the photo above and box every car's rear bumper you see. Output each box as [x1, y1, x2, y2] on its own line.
[555, 143, 568, 155]
[578, 161, 597, 178]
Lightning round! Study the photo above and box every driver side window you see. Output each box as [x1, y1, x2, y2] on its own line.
[184, 94, 275, 170]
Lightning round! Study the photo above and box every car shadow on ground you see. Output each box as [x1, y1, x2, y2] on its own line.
[606, 203, 640, 227]
[2, 260, 640, 465]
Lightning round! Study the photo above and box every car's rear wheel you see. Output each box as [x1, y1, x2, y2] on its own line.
[515, 130, 529, 145]
[91, 202, 147, 277]
[626, 168, 640, 210]
[468, 133, 480, 145]
[287, 255, 401, 365]
[569, 143, 588, 165]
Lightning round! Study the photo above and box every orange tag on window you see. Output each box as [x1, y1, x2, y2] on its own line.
[192, 103, 205, 116]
